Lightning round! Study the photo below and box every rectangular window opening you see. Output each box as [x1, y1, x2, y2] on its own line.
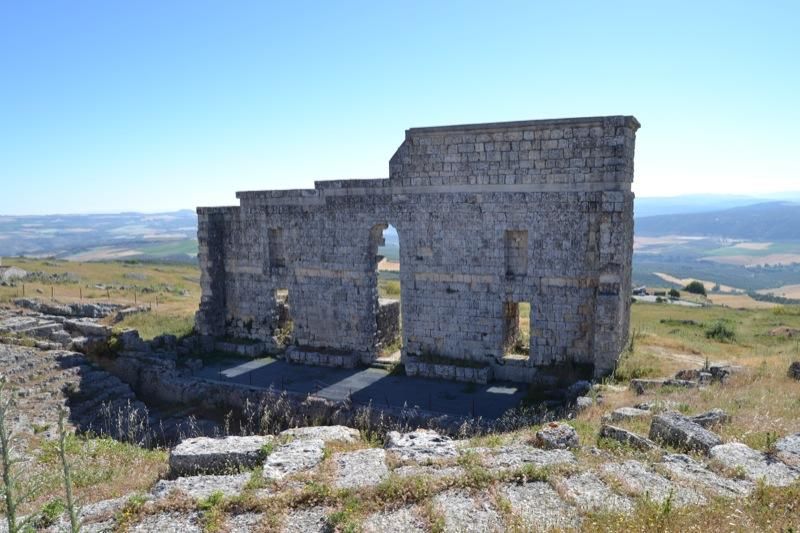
[505, 230, 528, 277]
[269, 228, 286, 268]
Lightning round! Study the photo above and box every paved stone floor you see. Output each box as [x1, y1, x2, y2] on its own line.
[193, 357, 526, 419]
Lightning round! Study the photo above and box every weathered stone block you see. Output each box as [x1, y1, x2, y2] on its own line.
[169, 435, 274, 476]
[649, 411, 722, 455]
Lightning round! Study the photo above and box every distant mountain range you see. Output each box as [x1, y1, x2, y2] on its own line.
[635, 201, 800, 241]
[634, 192, 800, 217]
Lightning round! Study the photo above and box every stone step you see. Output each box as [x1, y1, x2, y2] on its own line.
[67, 383, 138, 418]
[600, 460, 706, 507]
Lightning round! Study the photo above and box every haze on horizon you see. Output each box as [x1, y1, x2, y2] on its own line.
[1, 1, 798, 216]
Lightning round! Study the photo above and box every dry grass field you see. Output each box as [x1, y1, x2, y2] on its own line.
[606, 302, 800, 446]
[652, 272, 740, 293]
[706, 293, 779, 309]
[702, 253, 800, 267]
[759, 283, 800, 300]
[0, 257, 199, 338]
[377, 258, 400, 272]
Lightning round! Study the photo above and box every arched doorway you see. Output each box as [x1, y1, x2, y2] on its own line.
[369, 223, 402, 363]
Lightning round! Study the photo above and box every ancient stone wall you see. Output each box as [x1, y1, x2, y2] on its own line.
[196, 116, 639, 381]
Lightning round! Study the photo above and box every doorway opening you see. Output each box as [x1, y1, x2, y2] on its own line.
[503, 300, 530, 359]
[372, 223, 402, 360]
[273, 288, 293, 349]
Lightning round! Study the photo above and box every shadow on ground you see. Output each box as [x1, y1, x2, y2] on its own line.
[193, 357, 526, 419]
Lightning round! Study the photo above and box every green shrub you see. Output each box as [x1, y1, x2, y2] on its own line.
[705, 321, 736, 342]
[684, 280, 707, 296]
[34, 499, 65, 528]
[668, 288, 680, 298]
[259, 441, 275, 458]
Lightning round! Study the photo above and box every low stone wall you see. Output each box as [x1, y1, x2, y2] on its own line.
[404, 356, 492, 384]
[14, 297, 123, 319]
[214, 340, 270, 358]
[90, 349, 488, 437]
[492, 360, 541, 384]
[286, 347, 360, 369]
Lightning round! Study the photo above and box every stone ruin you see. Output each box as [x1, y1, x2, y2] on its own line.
[196, 116, 639, 382]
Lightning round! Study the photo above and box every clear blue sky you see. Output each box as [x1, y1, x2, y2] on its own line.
[1, 1, 797, 215]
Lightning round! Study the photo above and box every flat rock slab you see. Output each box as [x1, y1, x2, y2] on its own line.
[534, 422, 579, 449]
[152, 473, 251, 500]
[434, 490, 504, 533]
[263, 438, 325, 480]
[630, 378, 667, 394]
[606, 406, 651, 422]
[64, 318, 112, 337]
[48, 494, 137, 533]
[386, 429, 457, 462]
[660, 454, 752, 498]
[283, 507, 329, 533]
[169, 435, 274, 475]
[558, 472, 634, 513]
[710, 443, 800, 487]
[334, 448, 388, 489]
[502, 481, 581, 531]
[775, 433, 800, 467]
[60, 519, 115, 533]
[130, 511, 202, 532]
[393, 464, 466, 479]
[363, 506, 426, 533]
[280, 425, 360, 444]
[690, 408, 730, 428]
[600, 460, 706, 507]
[649, 411, 722, 454]
[599, 424, 659, 451]
[575, 396, 594, 411]
[482, 445, 575, 471]
[635, 400, 680, 412]
[227, 513, 266, 533]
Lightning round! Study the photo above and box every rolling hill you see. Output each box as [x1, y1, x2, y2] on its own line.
[0, 211, 198, 262]
[635, 201, 800, 241]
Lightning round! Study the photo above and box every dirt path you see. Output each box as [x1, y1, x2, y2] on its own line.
[647, 346, 707, 367]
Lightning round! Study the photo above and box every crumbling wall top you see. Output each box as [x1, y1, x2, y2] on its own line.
[403, 115, 640, 136]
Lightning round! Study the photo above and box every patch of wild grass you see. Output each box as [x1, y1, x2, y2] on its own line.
[115, 311, 195, 340]
[378, 279, 401, 299]
[198, 491, 227, 532]
[772, 305, 800, 317]
[612, 349, 661, 382]
[31, 435, 168, 513]
[582, 480, 800, 532]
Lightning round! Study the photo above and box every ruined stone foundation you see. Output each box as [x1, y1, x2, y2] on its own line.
[196, 116, 639, 383]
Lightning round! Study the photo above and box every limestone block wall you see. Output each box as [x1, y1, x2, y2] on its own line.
[196, 116, 639, 381]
